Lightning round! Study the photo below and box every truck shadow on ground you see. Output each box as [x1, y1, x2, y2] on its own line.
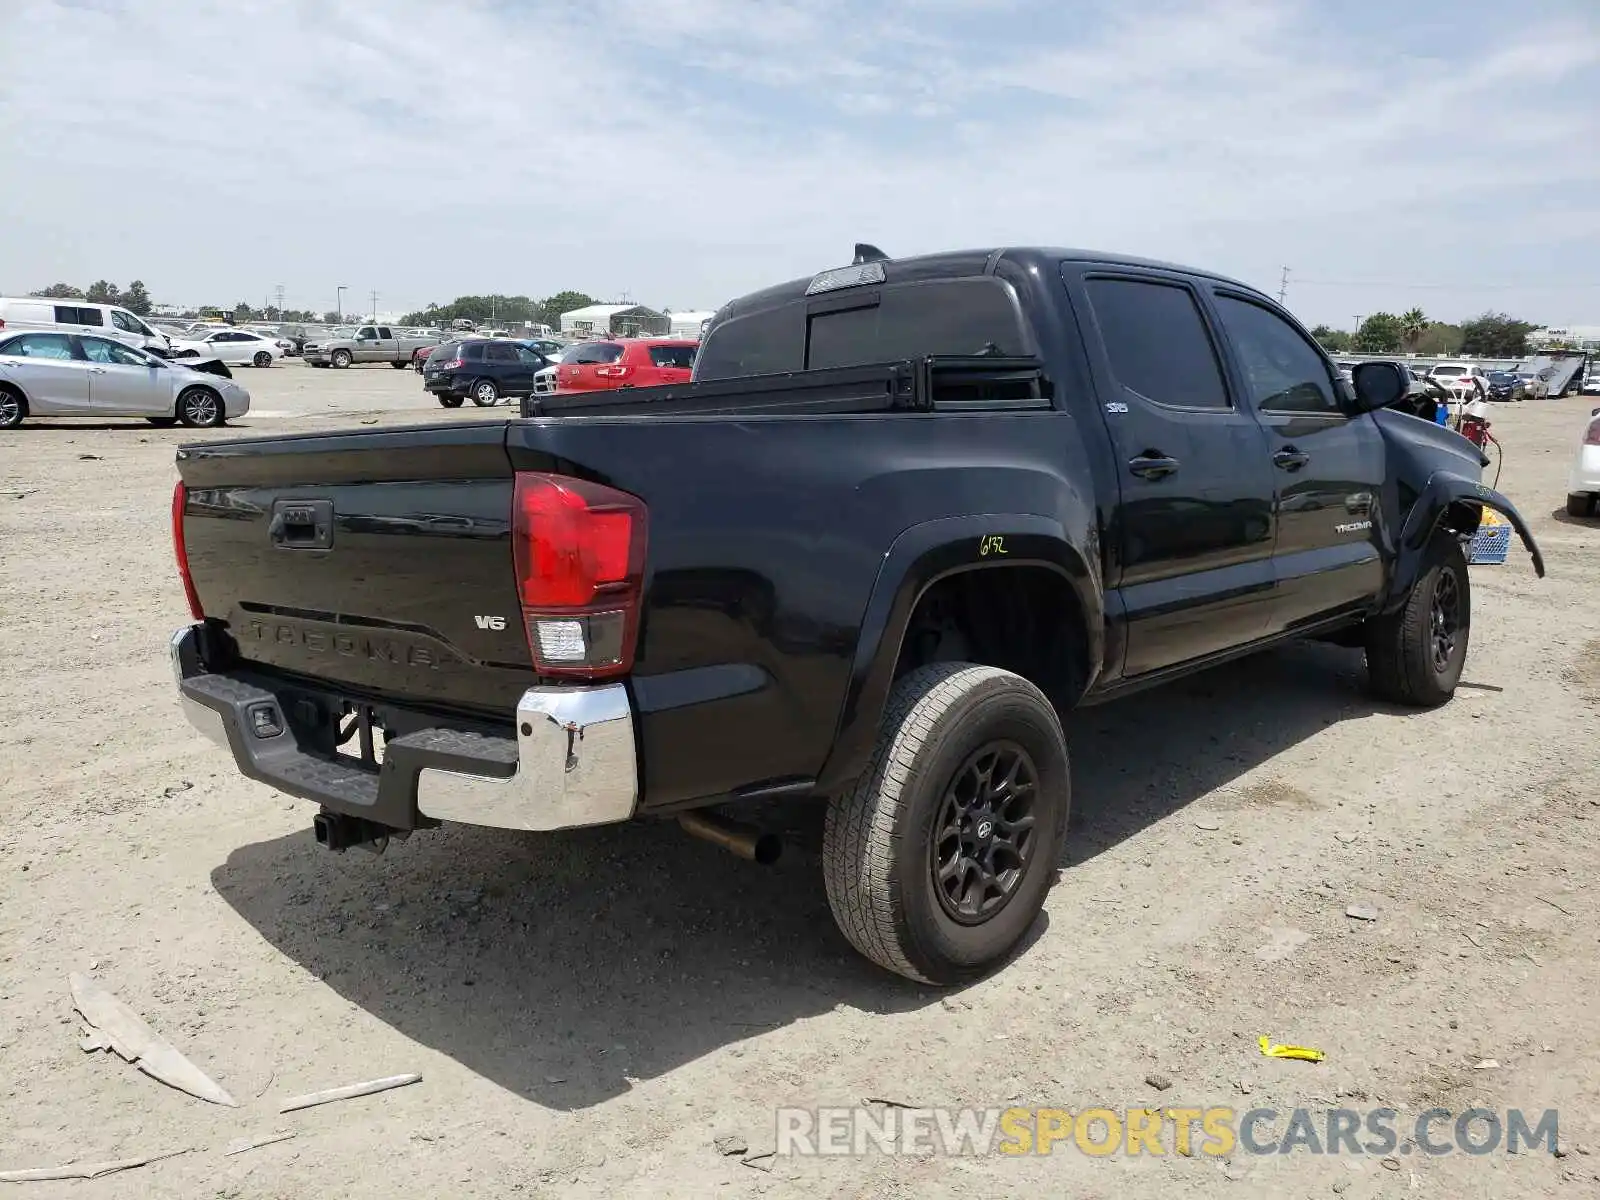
[211, 639, 1395, 1111]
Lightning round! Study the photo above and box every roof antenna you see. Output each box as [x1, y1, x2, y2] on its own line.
[853, 243, 889, 264]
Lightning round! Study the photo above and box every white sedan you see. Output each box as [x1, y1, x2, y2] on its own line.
[1567, 405, 1600, 519]
[173, 328, 285, 367]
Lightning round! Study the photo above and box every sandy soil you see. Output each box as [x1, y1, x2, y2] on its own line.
[1, 365, 1598, 1198]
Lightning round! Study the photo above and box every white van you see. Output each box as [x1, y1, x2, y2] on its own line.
[0, 297, 181, 355]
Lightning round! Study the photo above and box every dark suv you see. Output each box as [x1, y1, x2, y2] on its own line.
[421, 339, 556, 408]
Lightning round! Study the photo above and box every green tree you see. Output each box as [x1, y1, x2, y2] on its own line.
[84, 280, 121, 304]
[1459, 312, 1537, 358]
[232, 302, 255, 322]
[1310, 324, 1351, 352]
[122, 280, 152, 316]
[538, 290, 597, 330]
[321, 310, 342, 324]
[1399, 308, 1428, 352]
[1353, 312, 1403, 353]
[30, 282, 84, 299]
[1413, 323, 1463, 356]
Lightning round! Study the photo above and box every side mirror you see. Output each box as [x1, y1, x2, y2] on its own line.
[1351, 361, 1408, 412]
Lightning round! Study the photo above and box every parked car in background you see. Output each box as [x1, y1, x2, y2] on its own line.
[1428, 362, 1489, 399]
[1515, 369, 1552, 400]
[0, 296, 190, 358]
[420, 338, 557, 407]
[178, 328, 285, 367]
[0, 330, 249, 428]
[1582, 369, 1600, 395]
[1567, 404, 1600, 518]
[554, 338, 697, 392]
[303, 325, 443, 369]
[1484, 370, 1524, 402]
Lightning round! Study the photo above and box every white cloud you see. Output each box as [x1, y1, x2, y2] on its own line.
[0, 0, 1596, 325]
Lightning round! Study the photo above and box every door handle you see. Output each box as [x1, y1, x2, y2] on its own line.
[1273, 447, 1310, 472]
[1128, 453, 1180, 480]
[87, 367, 107, 374]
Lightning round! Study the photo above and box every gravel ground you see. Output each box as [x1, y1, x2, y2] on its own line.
[1, 364, 1598, 1198]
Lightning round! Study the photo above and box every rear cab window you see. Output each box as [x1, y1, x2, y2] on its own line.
[695, 277, 1028, 381]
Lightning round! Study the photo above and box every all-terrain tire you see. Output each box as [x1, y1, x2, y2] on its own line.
[1365, 533, 1470, 706]
[822, 662, 1071, 985]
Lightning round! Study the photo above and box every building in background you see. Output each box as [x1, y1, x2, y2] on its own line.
[668, 310, 717, 338]
[559, 303, 670, 338]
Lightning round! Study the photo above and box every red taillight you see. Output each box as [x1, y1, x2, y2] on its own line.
[438, 357, 464, 370]
[512, 473, 647, 678]
[171, 481, 204, 619]
[594, 365, 633, 379]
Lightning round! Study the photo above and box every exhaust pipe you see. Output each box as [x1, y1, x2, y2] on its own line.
[678, 810, 782, 865]
[313, 811, 395, 855]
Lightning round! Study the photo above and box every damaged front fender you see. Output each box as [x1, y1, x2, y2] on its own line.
[1385, 471, 1545, 611]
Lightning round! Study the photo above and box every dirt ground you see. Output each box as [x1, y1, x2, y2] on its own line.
[2, 364, 1598, 1198]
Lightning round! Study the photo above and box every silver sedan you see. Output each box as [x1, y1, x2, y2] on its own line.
[0, 331, 250, 428]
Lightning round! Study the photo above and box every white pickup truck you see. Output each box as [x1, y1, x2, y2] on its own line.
[302, 324, 443, 369]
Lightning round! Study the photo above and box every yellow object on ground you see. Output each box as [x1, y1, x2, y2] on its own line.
[1258, 1036, 1325, 1062]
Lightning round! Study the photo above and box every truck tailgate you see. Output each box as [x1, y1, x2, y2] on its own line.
[176, 422, 532, 715]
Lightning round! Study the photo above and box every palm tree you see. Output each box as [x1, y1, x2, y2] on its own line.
[1400, 308, 1429, 352]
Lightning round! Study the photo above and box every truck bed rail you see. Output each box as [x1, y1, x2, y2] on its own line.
[520, 355, 1053, 418]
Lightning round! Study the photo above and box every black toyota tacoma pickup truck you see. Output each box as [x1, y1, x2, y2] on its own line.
[169, 245, 1543, 984]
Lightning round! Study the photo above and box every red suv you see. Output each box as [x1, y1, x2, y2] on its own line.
[555, 339, 697, 392]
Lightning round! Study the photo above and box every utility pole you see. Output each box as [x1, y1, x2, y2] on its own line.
[275, 283, 285, 321]
[369, 290, 379, 320]
[1277, 267, 1290, 305]
[335, 286, 348, 323]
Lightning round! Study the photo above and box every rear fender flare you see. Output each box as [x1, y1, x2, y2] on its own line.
[1385, 471, 1545, 610]
[814, 513, 1102, 795]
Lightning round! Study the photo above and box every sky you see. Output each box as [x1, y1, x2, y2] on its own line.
[1, 0, 1597, 330]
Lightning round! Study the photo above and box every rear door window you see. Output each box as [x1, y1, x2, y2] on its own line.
[1084, 277, 1230, 409]
[2, 332, 75, 358]
[485, 343, 519, 363]
[647, 344, 696, 369]
[377, 327, 393, 339]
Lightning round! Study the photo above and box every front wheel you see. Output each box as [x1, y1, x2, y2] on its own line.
[177, 386, 226, 428]
[330, 349, 352, 369]
[822, 663, 1070, 985]
[1365, 534, 1470, 706]
[471, 379, 499, 406]
[252, 351, 272, 368]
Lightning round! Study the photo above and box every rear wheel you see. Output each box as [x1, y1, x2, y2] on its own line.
[177, 386, 225, 428]
[438, 395, 464, 409]
[471, 379, 499, 406]
[1365, 534, 1470, 706]
[822, 663, 1070, 985]
[1568, 493, 1597, 519]
[252, 351, 272, 368]
[0, 385, 26, 428]
[331, 349, 352, 369]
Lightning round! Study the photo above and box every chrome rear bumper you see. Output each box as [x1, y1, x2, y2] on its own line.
[169, 625, 638, 832]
